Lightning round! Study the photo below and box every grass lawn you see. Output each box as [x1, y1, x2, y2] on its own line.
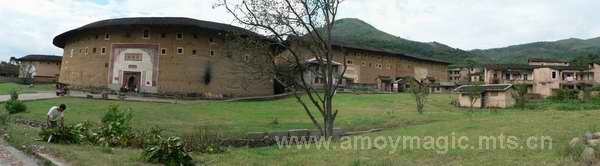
[1, 93, 596, 165]
[0, 82, 55, 95]
[7, 93, 462, 136]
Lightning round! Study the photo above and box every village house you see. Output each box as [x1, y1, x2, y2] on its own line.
[0, 62, 18, 78]
[16, 54, 62, 83]
[455, 84, 515, 108]
[448, 66, 483, 83]
[481, 58, 600, 97]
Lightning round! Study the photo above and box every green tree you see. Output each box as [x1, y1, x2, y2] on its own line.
[512, 84, 529, 110]
[408, 78, 431, 114]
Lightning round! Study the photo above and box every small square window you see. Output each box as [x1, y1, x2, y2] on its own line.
[176, 33, 183, 40]
[209, 37, 214, 43]
[161, 33, 166, 38]
[92, 48, 97, 53]
[347, 60, 352, 64]
[243, 55, 250, 62]
[177, 47, 184, 54]
[193, 34, 198, 39]
[95, 35, 99, 40]
[210, 50, 215, 56]
[192, 50, 197, 55]
[101, 47, 106, 55]
[143, 30, 149, 39]
[104, 33, 110, 40]
[161, 48, 167, 55]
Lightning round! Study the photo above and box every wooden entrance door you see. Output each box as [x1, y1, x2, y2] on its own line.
[122, 71, 141, 92]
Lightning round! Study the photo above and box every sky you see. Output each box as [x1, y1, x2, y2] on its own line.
[1, 0, 600, 61]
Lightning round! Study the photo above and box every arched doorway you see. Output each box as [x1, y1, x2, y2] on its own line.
[109, 44, 159, 93]
[122, 71, 141, 92]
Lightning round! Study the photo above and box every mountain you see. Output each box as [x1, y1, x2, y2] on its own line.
[470, 37, 600, 64]
[329, 18, 600, 65]
[330, 18, 483, 64]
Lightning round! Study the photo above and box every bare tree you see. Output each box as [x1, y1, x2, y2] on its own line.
[408, 78, 430, 114]
[18, 62, 35, 84]
[217, 0, 346, 137]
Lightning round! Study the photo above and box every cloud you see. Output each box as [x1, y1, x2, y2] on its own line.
[338, 0, 600, 50]
[1, 0, 600, 61]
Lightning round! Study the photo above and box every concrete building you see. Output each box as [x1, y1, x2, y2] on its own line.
[455, 84, 515, 108]
[448, 66, 483, 83]
[481, 58, 600, 97]
[53, 17, 273, 98]
[16, 55, 62, 83]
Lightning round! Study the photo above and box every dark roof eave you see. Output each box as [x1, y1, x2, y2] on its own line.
[16, 55, 62, 62]
[332, 44, 450, 64]
[53, 17, 261, 48]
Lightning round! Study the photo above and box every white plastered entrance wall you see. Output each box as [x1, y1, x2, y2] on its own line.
[108, 44, 159, 93]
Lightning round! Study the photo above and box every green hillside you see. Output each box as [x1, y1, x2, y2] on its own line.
[328, 18, 600, 65]
[470, 37, 600, 64]
[329, 18, 484, 64]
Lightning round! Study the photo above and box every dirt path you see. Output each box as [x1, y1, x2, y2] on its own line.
[0, 139, 38, 166]
[0, 92, 59, 103]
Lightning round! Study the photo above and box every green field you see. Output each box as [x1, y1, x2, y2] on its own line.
[0, 82, 55, 95]
[0, 93, 594, 165]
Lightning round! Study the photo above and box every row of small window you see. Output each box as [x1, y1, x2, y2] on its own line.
[97, 30, 215, 42]
[70, 47, 107, 56]
[164, 47, 250, 61]
[70, 47, 217, 57]
[346, 60, 392, 70]
[162, 47, 216, 56]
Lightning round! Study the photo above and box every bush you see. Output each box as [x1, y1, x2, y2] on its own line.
[9, 89, 18, 100]
[129, 126, 164, 149]
[94, 105, 134, 147]
[548, 89, 579, 101]
[4, 98, 27, 114]
[181, 127, 226, 154]
[39, 123, 91, 144]
[142, 136, 194, 166]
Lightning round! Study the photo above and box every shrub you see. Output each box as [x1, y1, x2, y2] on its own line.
[39, 124, 88, 144]
[142, 136, 194, 166]
[129, 126, 164, 149]
[181, 127, 226, 154]
[0, 113, 10, 126]
[9, 89, 18, 100]
[548, 89, 579, 101]
[4, 98, 27, 114]
[94, 105, 134, 147]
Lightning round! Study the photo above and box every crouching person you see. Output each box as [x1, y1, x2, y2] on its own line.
[47, 104, 67, 129]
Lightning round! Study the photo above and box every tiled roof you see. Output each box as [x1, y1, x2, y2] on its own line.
[331, 41, 450, 64]
[16, 55, 62, 62]
[53, 17, 257, 48]
[454, 84, 512, 93]
[528, 58, 568, 63]
[545, 65, 589, 71]
[484, 64, 534, 70]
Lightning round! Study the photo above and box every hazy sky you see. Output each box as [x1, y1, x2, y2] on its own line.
[1, 0, 600, 61]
